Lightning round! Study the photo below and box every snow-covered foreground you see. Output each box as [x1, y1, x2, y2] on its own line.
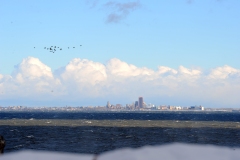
[1, 143, 240, 160]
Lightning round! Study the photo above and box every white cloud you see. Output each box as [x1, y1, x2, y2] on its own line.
[106, 58, 154, 77]
[0, 74, 3, 80]
[60, 58, 107, 85]
[53, 58, 108, 98]
[208, 65, 240, 79]
[178, 66, 201, 76]
[157, 66, 177, 75]
[0, 57, 61, 99]
[0, 57, 240, 107]
[12, 57, 53, 81]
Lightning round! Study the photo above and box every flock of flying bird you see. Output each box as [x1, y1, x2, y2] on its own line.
[32, 45, 82, 93]
[34, 45, 82, 53]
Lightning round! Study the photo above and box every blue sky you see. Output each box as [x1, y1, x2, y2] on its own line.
[0, 0, 240, 107]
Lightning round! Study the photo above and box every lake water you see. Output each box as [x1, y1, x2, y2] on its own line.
[0, 111, 240, 154]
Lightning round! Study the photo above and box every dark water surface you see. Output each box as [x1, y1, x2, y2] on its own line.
[0, 112, 240, 154]
[1, 111, 240, 121]
[1, 126, 240, 154]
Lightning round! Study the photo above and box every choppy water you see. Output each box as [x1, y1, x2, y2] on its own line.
[1, 111, 240, 121]
[0, 112, 240, 154]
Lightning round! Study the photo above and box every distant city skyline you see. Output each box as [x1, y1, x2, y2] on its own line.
[1, 1, 240, 108]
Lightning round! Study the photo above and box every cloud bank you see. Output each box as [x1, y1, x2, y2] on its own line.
[0, 57, 240, 107]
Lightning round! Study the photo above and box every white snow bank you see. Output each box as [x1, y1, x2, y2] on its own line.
[1, 150, 93, 160]
[1, 143, 240, 160]
[99, 143, 240, 160]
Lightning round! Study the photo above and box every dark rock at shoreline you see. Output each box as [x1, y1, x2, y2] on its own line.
[0, 135, 5, 154]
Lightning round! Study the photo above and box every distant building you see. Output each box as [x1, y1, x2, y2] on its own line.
[116, 104, 122, 109]
[138, 97, 143, 108]
[175, 106, 182, 110]
[189, 105, 204, 111]
[169, 106, 175, 110]
[135, 101, 138, 108]
[106, 101, 111, 108]
[158, 105, 168, 110]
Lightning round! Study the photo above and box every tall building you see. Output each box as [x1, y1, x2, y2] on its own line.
[138, 97, 143, 108]
[106, 101, 111, 108]
[135, 101, 138, 108]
